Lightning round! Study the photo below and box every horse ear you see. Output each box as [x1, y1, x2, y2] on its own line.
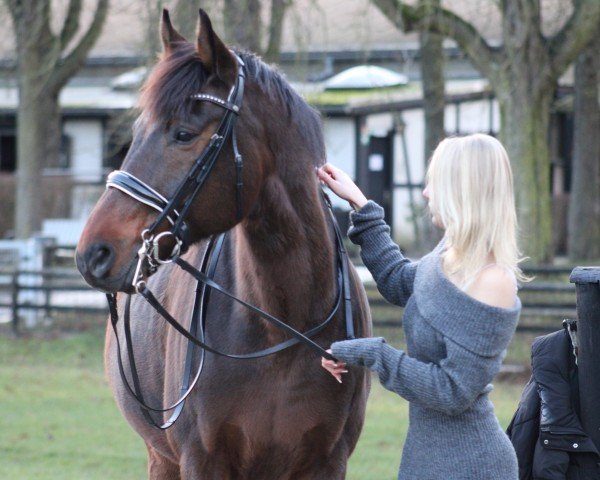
[161, 9, 187, 53]
[196, 9, 238, 84]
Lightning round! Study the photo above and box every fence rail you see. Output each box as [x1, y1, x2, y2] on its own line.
[0, 264, 579, 334]
[366, 265, 577, 334]
[0, 268, 106, 332]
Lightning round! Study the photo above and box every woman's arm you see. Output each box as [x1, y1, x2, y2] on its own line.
[331, 337, 503, 416]
[317, 163, 417, 306]
[349, 202, 417, 306]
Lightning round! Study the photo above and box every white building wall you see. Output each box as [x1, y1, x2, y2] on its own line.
[63, 120, 105, 222]
[445, 98, 499, 134]
[392, 108, 427, 244]
[323, 118, 356, 209]
[63, 120, 104, 182]
[365, 113, 394, 137]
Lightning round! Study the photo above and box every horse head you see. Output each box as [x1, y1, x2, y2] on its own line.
[76, 9, 279, 293]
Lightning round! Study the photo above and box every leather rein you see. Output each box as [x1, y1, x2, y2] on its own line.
[104, 54, 355, 429]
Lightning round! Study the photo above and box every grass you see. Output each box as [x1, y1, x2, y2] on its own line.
[0, 329, 146, 480]
[0, 328, 528, 479]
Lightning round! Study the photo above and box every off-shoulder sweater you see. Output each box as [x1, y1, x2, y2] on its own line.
[332, 201, 520, 480]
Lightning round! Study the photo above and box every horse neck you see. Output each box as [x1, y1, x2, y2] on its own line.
[236, 168, 337, 335]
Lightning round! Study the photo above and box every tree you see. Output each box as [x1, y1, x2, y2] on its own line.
[371, 0, 600, 262]
[568, 33, 600, 260]
[419, 0, 445, 250]
[5, 0, 109, 238]
[419, 0, 445, 163]
[141, 1, 291, 63]
[222, 0, 292, 62]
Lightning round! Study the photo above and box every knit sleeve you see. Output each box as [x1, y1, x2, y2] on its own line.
[331, 336, 504, 416]
[348, 201, 417, 307]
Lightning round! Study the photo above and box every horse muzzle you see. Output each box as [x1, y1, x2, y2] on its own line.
[76, 242, 137, 293]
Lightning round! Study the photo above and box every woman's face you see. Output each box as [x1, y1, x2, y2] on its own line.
[423, 184, 442, 228]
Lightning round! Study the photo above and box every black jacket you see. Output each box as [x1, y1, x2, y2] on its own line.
[506, 328, 600, 479]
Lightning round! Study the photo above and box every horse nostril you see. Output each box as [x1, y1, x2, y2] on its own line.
[87, 242, 116, 279]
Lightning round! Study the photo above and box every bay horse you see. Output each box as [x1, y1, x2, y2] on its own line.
[75, 9, 371, 480]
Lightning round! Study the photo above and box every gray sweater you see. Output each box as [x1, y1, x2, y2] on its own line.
[332, 201, 520, 480]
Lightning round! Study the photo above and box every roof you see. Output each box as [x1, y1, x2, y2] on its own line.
[0, 84, 136, 115]
[0, 77, 493, 118]
[324, 65, 408, 89]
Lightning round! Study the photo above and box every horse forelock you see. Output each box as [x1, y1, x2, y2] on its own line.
[139, 43, 209, 123]
[138, 46, 325, 166]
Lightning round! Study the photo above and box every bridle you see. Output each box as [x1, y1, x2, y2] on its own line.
[104, 53, 356, 429]
[107, 54, 247, 284]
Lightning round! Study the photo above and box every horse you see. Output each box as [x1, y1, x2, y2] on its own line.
[75, 9, 371, 479]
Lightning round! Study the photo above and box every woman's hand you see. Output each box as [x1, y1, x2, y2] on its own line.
[321, 349, 348, 383]
[317, 163, 368, 210]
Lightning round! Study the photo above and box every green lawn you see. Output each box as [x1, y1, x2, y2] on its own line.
[0, 329, 146, 480]
[0, 329, 527, 479]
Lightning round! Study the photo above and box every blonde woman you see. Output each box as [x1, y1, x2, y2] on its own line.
[319, 134, 523, 479]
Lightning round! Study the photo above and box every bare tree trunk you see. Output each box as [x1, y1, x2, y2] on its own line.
[499, 90, 555, 263]
[568, 35, 600, 260]
[419, 0, 444, 249]
[419, 1, 445, 162]
[14, 81, 62, 235]
[6, 0, 109, 238]
[143, 0, 163, 64]
[174, 0, 200, 41]
[264, 0, 290, 63]
[223, 0, 262, 52]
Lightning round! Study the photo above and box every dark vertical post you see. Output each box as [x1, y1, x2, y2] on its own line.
[354, 114, 368, 195]
[11, 271, 19, 334]
[570, 267, 600, 452]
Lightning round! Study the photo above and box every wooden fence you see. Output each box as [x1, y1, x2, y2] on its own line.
[363, 265, 576, 334]
[0, 269, 106, 333]
[0, 264, 577, 334]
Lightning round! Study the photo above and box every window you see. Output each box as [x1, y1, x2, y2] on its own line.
[0, 134, 16, 172]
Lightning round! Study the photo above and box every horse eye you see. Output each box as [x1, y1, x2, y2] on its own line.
[175, 131, 195, 143]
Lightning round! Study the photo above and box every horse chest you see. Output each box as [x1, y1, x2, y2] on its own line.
[197, 368, 352, 459]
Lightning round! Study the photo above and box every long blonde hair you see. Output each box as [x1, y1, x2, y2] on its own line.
[426, 134, 527, 283]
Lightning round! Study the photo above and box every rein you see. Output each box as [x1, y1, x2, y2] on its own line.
[104, 55, 356, 429]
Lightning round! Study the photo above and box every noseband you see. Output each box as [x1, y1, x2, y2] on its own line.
[103, 54, 356, 429]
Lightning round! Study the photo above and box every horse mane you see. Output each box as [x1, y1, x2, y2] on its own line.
[238, 50, 304, 118]
[139, 44, 325, 167]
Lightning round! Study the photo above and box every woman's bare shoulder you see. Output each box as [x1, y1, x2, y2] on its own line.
[466, 265, 517, 309]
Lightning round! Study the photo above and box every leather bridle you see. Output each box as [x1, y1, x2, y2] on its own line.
[104, 54, 356, 429]
[107, 54, 247, 285]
